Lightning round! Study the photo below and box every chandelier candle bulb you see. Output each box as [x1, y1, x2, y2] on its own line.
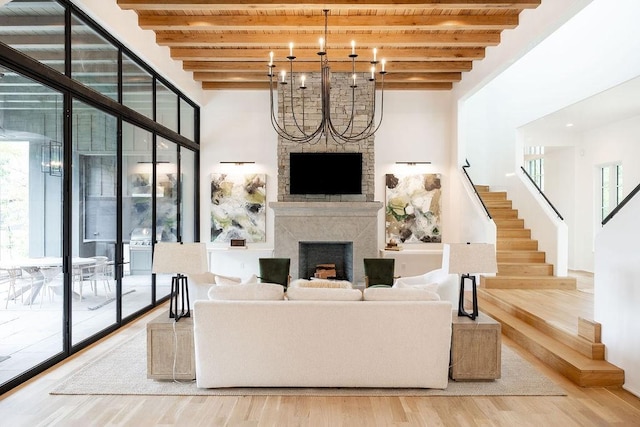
[373, 48, 377, 62]
[352, 73, 357, 86]
[269, 51, 274, 66]
[370, 66, 375, 80]
[289, 42, 294, 57]
[280, 70, 286, 83]
[381, 59, 386, 73]
[351, 40, 356, 55]
[319, 37, 324, 53]
[300, 75, 306, 88]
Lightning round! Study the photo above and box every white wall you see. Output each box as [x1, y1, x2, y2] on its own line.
[595, 194, 640, 397]
[199, 90, 453, 256]
[571, 115, 640, 271]
[457, 0, 640, 187]
[199, 90, 277, 249]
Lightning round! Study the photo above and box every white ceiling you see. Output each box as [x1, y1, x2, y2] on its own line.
[520, 74, 640, 145]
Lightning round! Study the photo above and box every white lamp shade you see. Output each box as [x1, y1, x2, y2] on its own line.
[152, 242, 208, 275]
[443, 243, 497, 275]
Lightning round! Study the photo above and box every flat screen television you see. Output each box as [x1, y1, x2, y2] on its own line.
[290, 152, 362, 195]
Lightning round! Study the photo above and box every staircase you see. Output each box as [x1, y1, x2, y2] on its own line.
[472, 185, 624, 387]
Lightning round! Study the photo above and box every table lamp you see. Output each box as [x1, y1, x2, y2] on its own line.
[152, 242, 208, 321]
[443, 243, 497, 320]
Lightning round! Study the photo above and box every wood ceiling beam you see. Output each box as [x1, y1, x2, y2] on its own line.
[182, 60, 473, 73]
[118, 1, 540, 11]
[193, 71, 461, 82]
[139, 15, 517, 31]
[158, 32, 500, 49]
[200, 81, 453, 90]
[171, 47, 486, 61]
[156, 32, 500, 48]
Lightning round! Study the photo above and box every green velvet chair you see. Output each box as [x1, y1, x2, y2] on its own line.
[363, 258, 395, 288]
[258, 258, 291, 289]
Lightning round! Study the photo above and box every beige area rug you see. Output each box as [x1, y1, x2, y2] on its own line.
[50, 331, 566, 397]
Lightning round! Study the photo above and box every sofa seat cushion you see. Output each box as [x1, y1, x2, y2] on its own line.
[286, 287, 362, 301]
[208, 283, 284, 300]
[363, 287, 440, 301]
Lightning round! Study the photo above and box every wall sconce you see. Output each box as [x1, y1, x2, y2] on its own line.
[220, 161, 255, 165]
[395, 161, 431, 166]
[41, 140, 62, 177]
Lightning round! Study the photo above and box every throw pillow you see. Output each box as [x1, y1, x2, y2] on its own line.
[289, 278, 353, 289]
[286, 287, 362, 301]
[208, 283, 284, 300]
[393, 279, 439, 293]
[214, 274, 242, 286]
[241, 274, 258, 284]
[363, 287, 441, 301]
[394, 269, 448, 286]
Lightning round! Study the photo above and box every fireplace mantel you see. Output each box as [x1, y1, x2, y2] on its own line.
[270, 201, 383, 284]
[270, 202, 382, 217]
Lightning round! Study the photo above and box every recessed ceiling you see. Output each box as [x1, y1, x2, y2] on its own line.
[116, 0, 541, 91]
[520, 75, 640, 144]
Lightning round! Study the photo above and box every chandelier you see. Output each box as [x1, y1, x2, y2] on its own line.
[268, 10, 386, 144]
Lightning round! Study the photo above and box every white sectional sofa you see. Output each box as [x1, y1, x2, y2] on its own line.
[193, 295, 453, 389]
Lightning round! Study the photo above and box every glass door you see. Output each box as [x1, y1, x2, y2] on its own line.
[71, 100, 118, 345]
[154, 137, 179, 301]
[122, 122, 154, 318]
[0, 76, 64, 386]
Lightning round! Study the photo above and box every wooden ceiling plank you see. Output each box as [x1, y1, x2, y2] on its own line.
[156, 32, 500, 47]
[183, 60, 473, 72]
[138, 14, 518, 31]
[193, 71, 461, 82]
[200, 81, 453, 90]
[118, 1, 540, 11]
[171, 47, 486, 61]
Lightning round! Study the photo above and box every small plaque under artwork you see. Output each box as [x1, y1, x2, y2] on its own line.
[230, 239, 246, 247]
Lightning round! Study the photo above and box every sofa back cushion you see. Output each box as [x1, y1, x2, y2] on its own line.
[208, 283, 284, 300]
[286, 287, 362, 301]
[363, 287, 440, 301]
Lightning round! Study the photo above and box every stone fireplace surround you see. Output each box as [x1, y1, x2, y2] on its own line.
[271, 201, 382, 284]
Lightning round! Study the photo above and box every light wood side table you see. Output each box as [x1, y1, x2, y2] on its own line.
[450, 310, 502, 381]
[146, 311, 195, 380]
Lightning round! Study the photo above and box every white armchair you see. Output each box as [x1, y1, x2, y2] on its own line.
[393, 268, 459, 306]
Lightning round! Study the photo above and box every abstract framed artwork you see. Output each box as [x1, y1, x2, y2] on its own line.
[385, 173, 442, 243]
[210, 173, 266, 243]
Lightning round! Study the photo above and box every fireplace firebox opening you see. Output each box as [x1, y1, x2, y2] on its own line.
[298, 242, 354, 282]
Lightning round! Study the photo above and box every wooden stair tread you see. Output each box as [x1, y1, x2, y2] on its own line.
[478, 298, 624, 387]
[479, 289, 604, 360]
[481, 275, 576, 290]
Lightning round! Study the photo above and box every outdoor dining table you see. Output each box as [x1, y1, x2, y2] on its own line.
[0, 257, 96, 305]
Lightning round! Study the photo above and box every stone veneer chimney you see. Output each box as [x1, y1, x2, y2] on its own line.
[276, 72, 375, 202]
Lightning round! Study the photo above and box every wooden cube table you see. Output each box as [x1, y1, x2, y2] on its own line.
[450, 310, 501, 381]
[146, 311, 195, 380]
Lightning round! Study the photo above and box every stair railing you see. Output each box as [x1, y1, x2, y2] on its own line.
[520, 166, 564, 220]
[602, 181, 640, 226]
[462, 159, 492, 219]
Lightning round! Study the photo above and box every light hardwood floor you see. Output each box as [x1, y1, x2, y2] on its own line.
[1, 302, 639, 426]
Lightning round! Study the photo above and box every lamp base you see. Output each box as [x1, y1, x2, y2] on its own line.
[458, 273, 478, 320]
[170, 274, 190, 322]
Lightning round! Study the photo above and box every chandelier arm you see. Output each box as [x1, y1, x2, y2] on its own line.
[269, 76, 290, 136]
[269, 9, 385, 144]
[347, 73, 385, 140]
[286, 59, 319, 138]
